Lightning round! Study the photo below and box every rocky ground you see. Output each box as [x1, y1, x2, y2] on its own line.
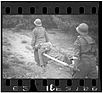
[2, 28, 75, 79]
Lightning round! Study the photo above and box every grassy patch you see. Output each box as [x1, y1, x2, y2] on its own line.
[21, 40, 28, 44]
[3, 63, 10, 69]
[25, 46, 32, 51]
[48, 31, 56, 34]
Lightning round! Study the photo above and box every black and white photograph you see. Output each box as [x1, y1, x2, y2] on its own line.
[2, 15, 98, 79]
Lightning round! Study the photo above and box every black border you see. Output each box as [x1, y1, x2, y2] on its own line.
[1, 1, 99, 15]
[1, 1, 102, 92]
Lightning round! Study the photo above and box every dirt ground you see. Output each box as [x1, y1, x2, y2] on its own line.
[2, 28, 75, 79]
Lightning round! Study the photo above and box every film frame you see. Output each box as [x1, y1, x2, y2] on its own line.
[1, 1, 102, 92]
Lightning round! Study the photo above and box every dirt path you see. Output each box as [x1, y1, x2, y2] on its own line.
[3, 29, 73, 78]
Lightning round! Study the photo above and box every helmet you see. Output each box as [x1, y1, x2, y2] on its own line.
[34, 18, 42, 26]
[76, 23, 88, 35]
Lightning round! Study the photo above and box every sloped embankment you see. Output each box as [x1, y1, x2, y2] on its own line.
[3, 29, 73, 78]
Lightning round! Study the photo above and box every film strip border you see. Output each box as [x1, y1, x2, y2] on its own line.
[1, 1, 101, 14]
[1, 1, 102, 92]
[2, 79, 101, 92]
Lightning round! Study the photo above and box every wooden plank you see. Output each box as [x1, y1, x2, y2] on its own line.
[43, 53, 80, 71]
[43, 53, 69, 66]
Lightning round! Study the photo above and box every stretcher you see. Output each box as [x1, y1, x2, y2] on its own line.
[43, 53, 80, 71]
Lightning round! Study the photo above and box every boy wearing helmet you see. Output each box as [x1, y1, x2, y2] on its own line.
[31, 18, 51, 67]
[71, 23, 98, 78]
